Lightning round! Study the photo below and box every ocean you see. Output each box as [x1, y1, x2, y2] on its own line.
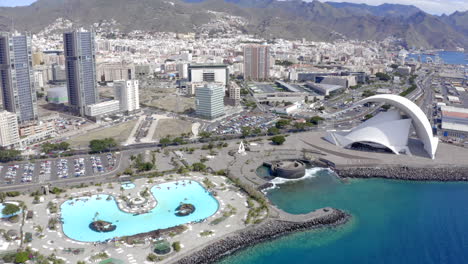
[407, 51, 467, 65]
[219, 169, 468, 264]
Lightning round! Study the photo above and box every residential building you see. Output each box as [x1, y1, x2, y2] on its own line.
[96, 62, 135, 82]
[0, 32, 38, 125]
[64, 30, 99, 116]
[114, 80, 140, 112]
[195, 83, 225, 119]
[0, 111, 20, 148]
[243, 45, 270, 81]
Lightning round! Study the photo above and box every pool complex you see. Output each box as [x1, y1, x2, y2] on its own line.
[61, 181, 219, 242]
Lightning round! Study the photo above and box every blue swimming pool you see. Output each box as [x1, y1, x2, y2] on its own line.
[61, 181, 219, 242]
[121, 182, 136, 190]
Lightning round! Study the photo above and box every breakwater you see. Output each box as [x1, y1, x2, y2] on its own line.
[335, 166, 468, 181]
[174, 208, 350, 264]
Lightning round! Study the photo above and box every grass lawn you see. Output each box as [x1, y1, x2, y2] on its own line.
[152, 119, 193, 139]
[68, 120, 138, 148]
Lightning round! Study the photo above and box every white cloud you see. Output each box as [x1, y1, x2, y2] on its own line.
[316, 0, 468, 15]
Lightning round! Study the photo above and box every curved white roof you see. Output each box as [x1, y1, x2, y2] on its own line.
[360, 95, 438, 159]
[326, 110, 412, 155]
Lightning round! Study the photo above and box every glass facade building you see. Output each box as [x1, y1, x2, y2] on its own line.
[64, 30, 98, 116]
[0, 33, 38, 125]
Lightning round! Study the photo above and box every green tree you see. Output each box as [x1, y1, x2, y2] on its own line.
[275, 119, 290, 129]
[2, 203, 20, 216]
[241, 126, 252, 137]
[376, 72, 391, 81]
[267, 127, 280, 135]
[199, 131, 212, 139]
[172, 241, 181, 252]
[270, 135, 286, 145]
[14, 251, 29, 263]
[0, 149, 22, 162]
[309, 116, 324, 125]
[390, 64, 399, 69]
[192, 162, 207, 172]
[159, 137, 172, 147]
[252, 127, 262, 135]
[89, 138, 117, 153]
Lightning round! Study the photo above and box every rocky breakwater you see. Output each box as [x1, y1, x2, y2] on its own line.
[335, 166, 468, 181]
[174, 208, 350, 264]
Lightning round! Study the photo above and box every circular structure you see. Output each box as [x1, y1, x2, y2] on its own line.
[153, 240, 171, 255]
[175, 203, 195, 216]
[89, 220, 116, 233]
[270, 160, 306, 179]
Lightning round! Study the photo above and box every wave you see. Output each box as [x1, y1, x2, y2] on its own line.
[263, 167, 331, 192]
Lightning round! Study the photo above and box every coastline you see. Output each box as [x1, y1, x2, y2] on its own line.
[174, 208, 350, 264]
[334, 166, 468, 181]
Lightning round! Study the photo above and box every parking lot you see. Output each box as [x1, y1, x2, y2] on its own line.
[0, 153, 118, 186]
[212, 113, 277, 135]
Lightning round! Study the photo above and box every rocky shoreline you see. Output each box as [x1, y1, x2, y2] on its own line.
[335, 166, 468, 181]
[174, 208, 350, 264]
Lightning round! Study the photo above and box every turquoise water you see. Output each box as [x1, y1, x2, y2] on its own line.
[407, 51, 466, 65]
[121, 182, 136, 190]
[0, 203, 21, 218]
[61, 181, 218, 242]
[220, 169, 468, 264]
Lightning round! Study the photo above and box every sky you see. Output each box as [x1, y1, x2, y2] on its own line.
[0, 0, 467, 15]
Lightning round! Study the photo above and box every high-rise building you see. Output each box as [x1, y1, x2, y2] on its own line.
[0, 32, 38, 125]
[114, 80, 140, 113]
[195, 83, 225, 120]
[0, 110, 20, 148]
[64, 30, 98, 116]
[243, 45, 270, 81]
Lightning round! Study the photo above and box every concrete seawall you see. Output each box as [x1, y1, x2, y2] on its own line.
[174, 208, 350, 264]
[335, 166, 468, 181]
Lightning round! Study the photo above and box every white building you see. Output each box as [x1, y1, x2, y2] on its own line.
[188, 64, 228, 87]
[0, 111, 20, 148]
[85, 100, 120, 117]
[114, 80, 140, 112]
[325, 95, 438, 159]
[195, 83, 225, 120]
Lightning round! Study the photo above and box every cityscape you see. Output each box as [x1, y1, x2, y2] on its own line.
[0, 0, 466, 263]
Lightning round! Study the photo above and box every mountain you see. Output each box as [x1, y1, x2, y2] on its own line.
[326, 2, 422, 18]
[440, 11, 468, 36]
[0, 0, 466, 50]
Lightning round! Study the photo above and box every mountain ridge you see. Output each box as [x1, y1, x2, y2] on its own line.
[0, 0, 466, 49]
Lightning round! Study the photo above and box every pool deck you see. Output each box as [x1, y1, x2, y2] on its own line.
[0, 174, 250, 264]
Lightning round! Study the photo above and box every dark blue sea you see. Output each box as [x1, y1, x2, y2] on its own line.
[219, 169, 468, 264]
[407, 51, 466, 65]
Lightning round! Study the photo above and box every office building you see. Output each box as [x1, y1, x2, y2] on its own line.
[243, 45, 270, 81]
[85, 100, 120, 117]
[64, 30, 99, 116]
[195, 83, 225, 119]
[0, 110, 20, 148]
[188, 64, 228, 87]
[114, 80, 140, 112]
[0, 32, 38, 125]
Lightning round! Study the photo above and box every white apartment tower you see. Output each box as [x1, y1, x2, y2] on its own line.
[0, 111, 20, 148]
[114, 80, 140, 113]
